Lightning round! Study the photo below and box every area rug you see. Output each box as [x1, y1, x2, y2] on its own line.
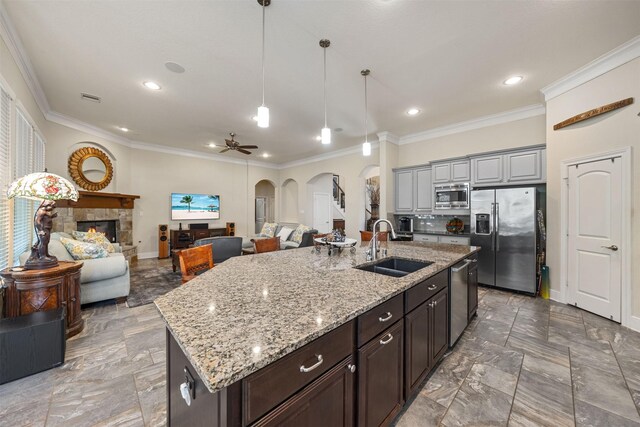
[126, 258, 182, 307]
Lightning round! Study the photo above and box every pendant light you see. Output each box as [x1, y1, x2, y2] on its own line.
[361, 69, 371, 156]
[256, 0, 270, 128]
[320, 39, 331, 145]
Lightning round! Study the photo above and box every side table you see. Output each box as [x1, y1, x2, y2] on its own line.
[0, 261, 84, 338]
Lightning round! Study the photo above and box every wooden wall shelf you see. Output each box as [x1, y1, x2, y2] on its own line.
[56, 191, 140, 209]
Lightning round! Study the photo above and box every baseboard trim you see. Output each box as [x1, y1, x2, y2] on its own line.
[625, 315, 640, 333]
[137, 251, 159, 260]
[550, 289, 563, 303]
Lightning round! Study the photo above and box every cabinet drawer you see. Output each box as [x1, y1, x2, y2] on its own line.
[243, 320, 355, 425]
[439, 236, 470, 245]
[413, 234, 438, 243]
[405, 270, 448, 314]
[357, 293, 403, 347]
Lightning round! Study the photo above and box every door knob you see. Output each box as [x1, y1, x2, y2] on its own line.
[602, 245, 619, 251]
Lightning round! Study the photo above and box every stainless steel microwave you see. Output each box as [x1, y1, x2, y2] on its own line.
[434, 183, 470, 209]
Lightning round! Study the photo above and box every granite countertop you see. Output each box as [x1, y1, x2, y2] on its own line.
[154, 241, 479, 393]
[413, 230, 471, 237]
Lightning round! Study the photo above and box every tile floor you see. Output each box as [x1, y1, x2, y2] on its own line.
[2, 260, 640, 426]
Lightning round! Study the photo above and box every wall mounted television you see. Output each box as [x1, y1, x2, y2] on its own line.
[171, 193, 220, 220]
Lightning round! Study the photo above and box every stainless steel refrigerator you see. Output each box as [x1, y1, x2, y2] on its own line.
[470, 187, 537, 294]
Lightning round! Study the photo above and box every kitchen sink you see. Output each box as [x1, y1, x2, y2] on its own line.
[355, 257, 433, 278]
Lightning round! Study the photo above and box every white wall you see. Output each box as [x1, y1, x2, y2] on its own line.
[397, 115, 546, 167]
[279, 148, 380, 239]
[280, 179, 299, 222]
[545, 58, 640, 317]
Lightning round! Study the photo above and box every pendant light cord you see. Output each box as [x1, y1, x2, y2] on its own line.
[323, 47, 327, 127]
[261, 1, 266, 106]
[364, 73, 368, 143]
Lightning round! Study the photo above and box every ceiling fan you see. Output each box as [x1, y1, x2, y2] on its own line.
[219, 133, 258, 155]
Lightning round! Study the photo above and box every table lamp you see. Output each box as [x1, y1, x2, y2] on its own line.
[7, 172, 78, 270]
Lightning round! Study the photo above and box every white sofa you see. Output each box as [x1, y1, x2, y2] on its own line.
[20, 232, 130, 304]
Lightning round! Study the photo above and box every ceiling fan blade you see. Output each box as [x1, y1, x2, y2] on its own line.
[237, 145, 258, 149]
[219, 148, 230, 153]
[236, 148, 252, 155]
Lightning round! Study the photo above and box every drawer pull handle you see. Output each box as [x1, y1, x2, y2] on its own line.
[347, 364, 356, 373]
[427, 284, 438, 291]
[300, 354, 323, 373]
[380, 333, 394, 345]
[378, 312, 393, 322]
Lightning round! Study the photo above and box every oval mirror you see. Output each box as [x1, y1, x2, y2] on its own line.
[68, 146, 113, 191]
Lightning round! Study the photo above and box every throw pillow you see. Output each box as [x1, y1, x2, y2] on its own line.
[260, 222, 278, 238]
[72, 230, 116, 253]
[291, 224, 312, 244]
[276, 226, 294, 243]
[60, 237, 109, 260]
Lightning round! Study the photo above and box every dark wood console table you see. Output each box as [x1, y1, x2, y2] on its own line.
[0, 261, 84, 338]
[170, 227, 227, 250]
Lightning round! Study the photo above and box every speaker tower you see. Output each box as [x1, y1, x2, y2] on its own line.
[226, 222, 236, 237]
[158, 224, 169, 258]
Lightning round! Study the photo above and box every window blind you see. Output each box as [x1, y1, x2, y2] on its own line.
[12, 109, 35, 264]
[0, 87, 11, 270]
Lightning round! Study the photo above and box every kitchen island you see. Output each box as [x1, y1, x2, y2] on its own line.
[155, 241, 479, 426]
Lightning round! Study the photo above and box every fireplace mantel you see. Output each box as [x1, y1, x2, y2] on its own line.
[56, 191, 140, 209]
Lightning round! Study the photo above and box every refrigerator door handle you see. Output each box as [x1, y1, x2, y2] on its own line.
[490, 203, 495, 251]
[495, 203, 500, 252]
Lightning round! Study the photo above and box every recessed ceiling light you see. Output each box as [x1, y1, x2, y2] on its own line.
[143, 81, 161, 90]
[407, 108, 421, 116]
[208, 142, 216, 148]
[503, 76, 523, 85]
[262, 153, 270, 158]
[315, 135, 322, 141]
[118, 127, 129, 132]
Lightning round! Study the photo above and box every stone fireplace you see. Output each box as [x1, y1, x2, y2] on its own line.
[76, 219, 119, 243]
[54, 208, 134, 245]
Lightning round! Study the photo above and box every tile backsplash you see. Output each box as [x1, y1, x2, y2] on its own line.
[396, 214, 470, 233]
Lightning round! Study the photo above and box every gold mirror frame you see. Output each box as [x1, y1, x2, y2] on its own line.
[68, 147, 113, 191]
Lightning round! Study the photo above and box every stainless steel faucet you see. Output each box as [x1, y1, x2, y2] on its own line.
[367, 219, 397, 261]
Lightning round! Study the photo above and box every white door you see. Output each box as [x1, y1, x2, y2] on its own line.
[255, 197, 267, 234]
[568, 157, 622, 321]
[313, 192, 332, 233]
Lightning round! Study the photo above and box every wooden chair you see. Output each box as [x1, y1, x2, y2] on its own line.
[252, 237, 280, 254]
[178, 244, 214, 284]
[312, 233, 329, 249]
[360, 230, 388, 242]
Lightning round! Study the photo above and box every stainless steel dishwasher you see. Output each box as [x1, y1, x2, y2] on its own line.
[450, 258, 472, 346]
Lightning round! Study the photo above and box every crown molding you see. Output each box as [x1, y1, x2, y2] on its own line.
[541, 35, 640, 101]
[278, 142, 379, 169]
[377, 131, 400, 145]
[398, 104, 545, 146]
[45, 110, 134, 148]
[130, 140, 279, 169]
[0, 0, 50, 115]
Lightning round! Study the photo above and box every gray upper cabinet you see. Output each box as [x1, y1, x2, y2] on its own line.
[394, 169, 414, 212]
[471, 155, 503, 185]
[414, 168, 432, 211]
[450, 160, 470, 182]
[432, 163, 450, 183]
[432, 160, 469, 184]
[505, 148, 545, 183]
[471, 147, 545, 186]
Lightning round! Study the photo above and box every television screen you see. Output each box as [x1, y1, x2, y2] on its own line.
[171, 193, 220, 220]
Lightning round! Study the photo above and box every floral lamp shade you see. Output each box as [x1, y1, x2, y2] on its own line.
[7, 172, 78, 201]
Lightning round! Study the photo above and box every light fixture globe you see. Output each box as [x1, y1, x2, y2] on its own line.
[320, 38, 331, 145]
[7, 172, 78, 270]
[362, 141, 372, 156]
[257, 105, 270, 128]
[321, 127, 331, 145]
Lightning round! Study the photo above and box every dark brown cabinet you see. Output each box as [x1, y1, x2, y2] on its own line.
[358, 320, 404, 427]
[404, 288, 449, 397]
[1, 261, 84, 338]
[254, 356, 355, 427]
[468, 257, 478, 320]
[170, 227, 227, 249]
